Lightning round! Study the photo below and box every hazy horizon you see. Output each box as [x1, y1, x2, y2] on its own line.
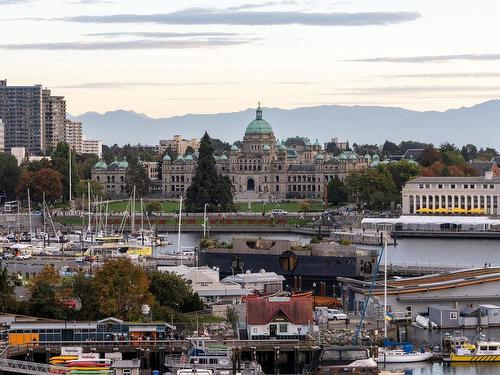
[3, 1, 500, 117]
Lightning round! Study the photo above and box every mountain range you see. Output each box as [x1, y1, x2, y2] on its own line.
[69, 100, 500, 148]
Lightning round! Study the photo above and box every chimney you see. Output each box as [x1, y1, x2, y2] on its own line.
[485, 171, 493, 180]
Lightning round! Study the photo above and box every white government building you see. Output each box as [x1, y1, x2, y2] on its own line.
[402, 172, 500, 216]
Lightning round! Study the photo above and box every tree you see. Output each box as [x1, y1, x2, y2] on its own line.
[225, 306, 239, 332]
[0, 154, 20, 201]
[145, 201, 162, 215]
[327, 176, 348, 206]
[149, 271, 193, 310]
[76, 154, 99, 180]
[0, 267, 15, 312]
[381, 140, 400, 156]
[185, 132, 233, 212]
[51, 142, 79, 201]
[16, 168, 63, 204]
[69, 273, 99, 320]
[418, 146, 442, 167]
[299, 201, 311, 214]
[184, 146, 195, 156]
[27, 266, 71, 319]
[398, 140, 429, 154]
[325, 142, 342, 156]
[352, 143, 379, 156]
[461, 144, 478, 162]
[92, 258, 153, 321]
[125, 158, 150, 197]
[344, 168, 398, 210]
[385, 160, 421, 192]
[77, 179, 103, 197]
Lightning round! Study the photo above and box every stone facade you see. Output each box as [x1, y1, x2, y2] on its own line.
[162, 106, 368, 200]
[92, 158, 128, 197]
[402, 173, 500, 216]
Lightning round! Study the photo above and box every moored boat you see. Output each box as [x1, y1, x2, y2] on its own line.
[447, 340, 500, 362]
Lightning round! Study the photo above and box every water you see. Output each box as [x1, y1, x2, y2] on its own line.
[158, 232, 500, 267]
[383, 362, 500, 375]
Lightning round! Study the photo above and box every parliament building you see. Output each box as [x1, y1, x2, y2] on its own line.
[161, 105, 368, 201]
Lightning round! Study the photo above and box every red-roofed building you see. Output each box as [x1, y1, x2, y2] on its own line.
[246, 294, 313, 340]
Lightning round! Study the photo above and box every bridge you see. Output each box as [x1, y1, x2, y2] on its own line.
[0, 357, 67, 375]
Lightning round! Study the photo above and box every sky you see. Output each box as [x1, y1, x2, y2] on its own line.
[1, 0, 500, 117]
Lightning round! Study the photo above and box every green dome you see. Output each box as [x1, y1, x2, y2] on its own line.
[364, 153, 371, 160]
[338, 153, 348, 160]
[372, 154, 380, 161]
[245, 104, 273, 135]
[163, 154, 171, 161]
[315, 154, 325, 160]
[220, 154, 228, 161]
[176, 155, 184, 162]
[185, 154, 193, 161]
[231, 145, 239, 151]
[118, 159, 128, 169]
[263, 144, 271, 151]
[278, 144, 286, 151]
[94, 160, 107, 169]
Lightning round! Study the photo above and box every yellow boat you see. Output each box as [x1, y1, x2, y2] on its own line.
[449, 341, 500, 362]
[85, 243, 152, 258]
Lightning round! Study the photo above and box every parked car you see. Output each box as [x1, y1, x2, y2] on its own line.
[1, 252, 14, 260]
[268, 209, 288, 217]
[327, 309, 347, 320]
[74, 256, 84, 263]
[16, 253, 32, 260]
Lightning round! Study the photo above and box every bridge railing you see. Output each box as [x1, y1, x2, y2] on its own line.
[0, 357, 66, 375]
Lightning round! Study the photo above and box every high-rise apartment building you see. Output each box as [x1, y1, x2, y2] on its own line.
[0, 79, 69, 154]
[64, 120, 83, 153]
[159, 135, 200, 156]
[0, 119, 4, 153]
[0, 79, 44, 154]
[43, 89, 66, 150]
[82, 139, 102, 158]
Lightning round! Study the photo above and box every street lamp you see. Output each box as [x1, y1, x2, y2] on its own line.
[312, 282, 317, 306]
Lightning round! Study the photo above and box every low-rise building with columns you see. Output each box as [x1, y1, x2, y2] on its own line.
[402, 172, 500, 216]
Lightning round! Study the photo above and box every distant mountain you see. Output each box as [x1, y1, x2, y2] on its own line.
[69, 100, 500, 147]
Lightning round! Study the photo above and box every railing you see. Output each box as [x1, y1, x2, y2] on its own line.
[0, 357, 66, 375]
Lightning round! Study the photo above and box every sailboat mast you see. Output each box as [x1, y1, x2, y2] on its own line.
[131, 186, 136, 235]
[43, 192, 46, 248]
[178, 196, 183, 264]
[383, 240, 388, 340]
[27, 189, 32, 241]
[87, 181, 91, 233]
[69, 146, 72, 204]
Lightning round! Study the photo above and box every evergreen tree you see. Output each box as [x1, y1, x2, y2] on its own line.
[327, 175, 348, 206]
[185, 132, 233, 212]
[51, 142, 79, 201]
[125, 158, 150, 197]
[0, 154, 20, 201]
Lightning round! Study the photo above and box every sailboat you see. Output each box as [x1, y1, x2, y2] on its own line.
[377, 241, 433, 364]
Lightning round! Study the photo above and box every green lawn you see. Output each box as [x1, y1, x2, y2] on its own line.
[234, 200, 326, 213]
[104, 199, 326, 214]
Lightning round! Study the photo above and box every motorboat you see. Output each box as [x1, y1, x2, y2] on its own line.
[165, 337, 263, 375]
[303, 346, 379, 374]
[448, 338, 500, 362]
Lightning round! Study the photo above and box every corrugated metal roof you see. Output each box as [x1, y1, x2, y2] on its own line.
[246, 295, 313, 325]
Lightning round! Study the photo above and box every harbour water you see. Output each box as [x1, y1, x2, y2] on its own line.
[159, 232, 500, 267]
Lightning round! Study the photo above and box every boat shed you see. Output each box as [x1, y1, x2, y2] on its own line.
[339, 267, 500, 319]
[478, 304, 500, 326]
[428, 305, 460, 328]
[246, 294, 313, 340]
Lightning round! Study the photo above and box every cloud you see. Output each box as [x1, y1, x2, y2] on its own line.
[58, 8, 420, 26]
[87, 31, 240, 39]
[227, 1, 297, 11]
[351, 54, 500, 63]
[319, 85, 500, 95]
[57, 82, 240, 89]
[0, 0, 30, 4]
[382, 72, 500, 79]
[0, 38, 257, 50]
